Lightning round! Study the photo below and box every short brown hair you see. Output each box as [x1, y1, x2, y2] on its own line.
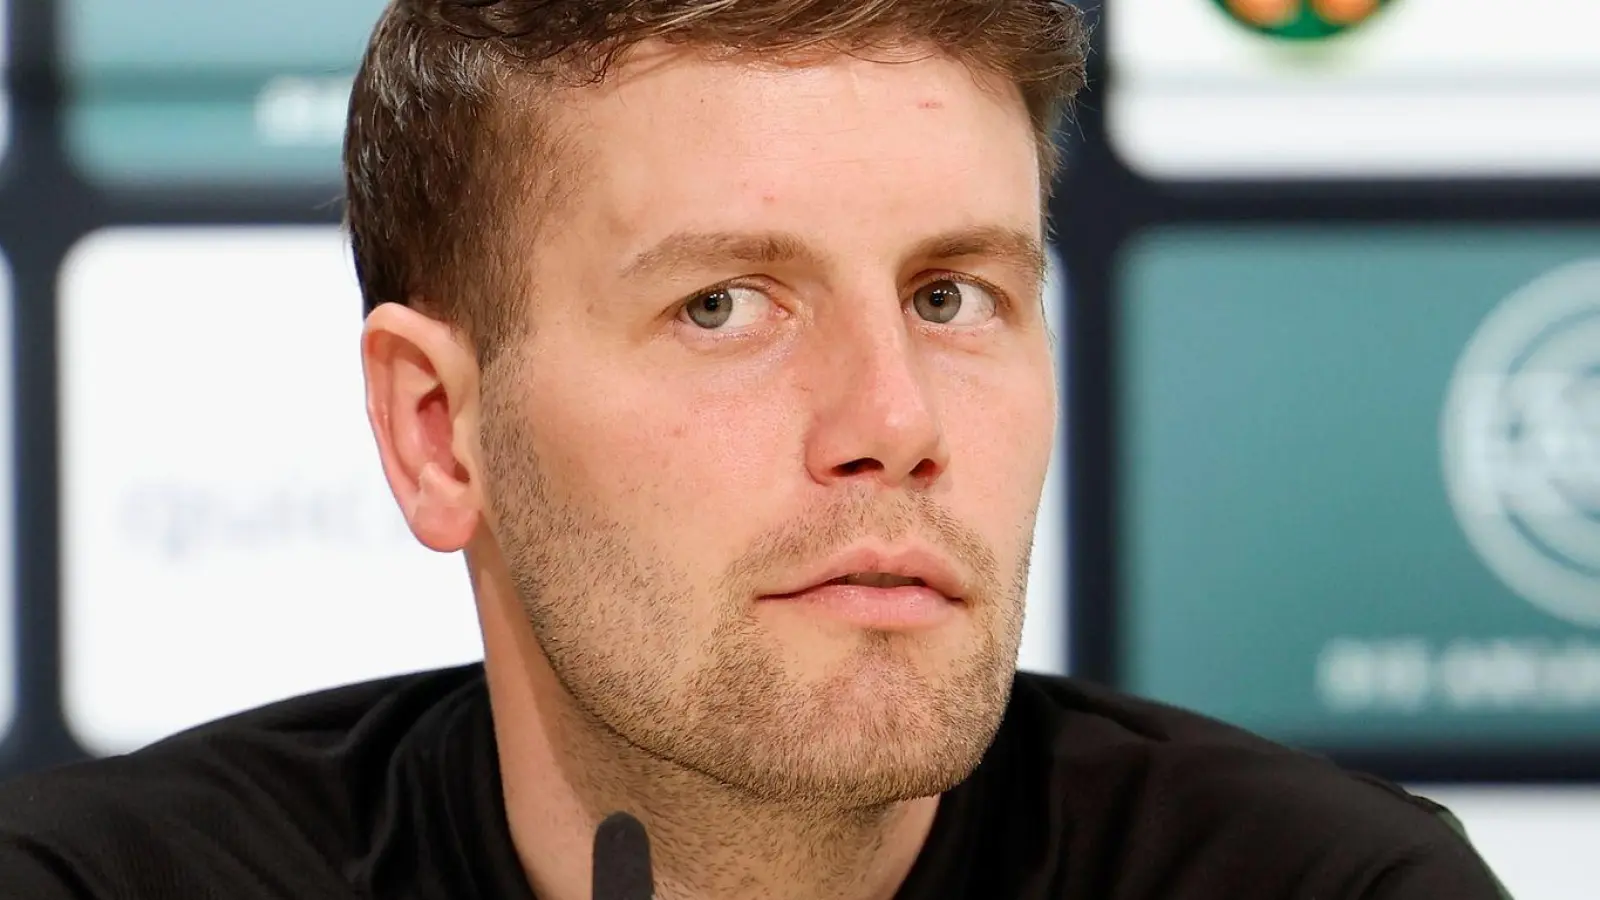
[343, 0, 1090, 362]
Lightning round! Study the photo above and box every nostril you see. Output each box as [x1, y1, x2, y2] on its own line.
[909, 458, 940, 481]
[834, 458, 882, 477]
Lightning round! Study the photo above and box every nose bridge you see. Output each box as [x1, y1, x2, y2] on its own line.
[851, 314, 933, 424]
[804, 291, 949, 487]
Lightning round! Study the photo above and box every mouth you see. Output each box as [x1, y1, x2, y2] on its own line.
[765, 571, 957, 603]
[823, 572, 928, 590]
[760, 551, 966, 631]
[766, 544, 966, 599]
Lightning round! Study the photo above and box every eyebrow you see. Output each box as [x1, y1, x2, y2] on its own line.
[621, 232, 821, 280]
[619, 224, 1046, 282]
[911, 224, 1047, 281]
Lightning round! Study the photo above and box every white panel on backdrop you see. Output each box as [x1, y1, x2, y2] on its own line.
[1017, 247, 1069, 675]
[1412, 786, 1600, 900]
[0, 251, 14, 739]
[1109, 0, 1600, 178]
[58, 228, 482, 756]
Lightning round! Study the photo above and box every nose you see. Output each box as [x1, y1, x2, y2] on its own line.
[803, 316, 950, 490]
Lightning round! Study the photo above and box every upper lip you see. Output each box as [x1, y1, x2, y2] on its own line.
[763, 544, 967, 602]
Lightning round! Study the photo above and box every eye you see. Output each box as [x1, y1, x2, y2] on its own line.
[680, 285, 772, 331]
[910, 278, 998, 326]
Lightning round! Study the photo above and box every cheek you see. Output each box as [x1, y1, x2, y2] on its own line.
[527, 355, 801, 538]
[938, 351, 1057, 502]
[646, 390, 797, 491]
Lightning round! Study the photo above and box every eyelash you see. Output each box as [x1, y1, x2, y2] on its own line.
[902, 273, 1022, 336]
[675, 272, 1016, 323]
[910, 272, 1015, 318]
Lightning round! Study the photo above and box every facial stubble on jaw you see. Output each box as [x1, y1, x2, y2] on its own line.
[480, 393, 1029, 813]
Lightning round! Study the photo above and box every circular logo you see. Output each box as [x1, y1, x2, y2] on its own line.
[1212, 0, 1395, 41]
[1441, 259, 1600, 628]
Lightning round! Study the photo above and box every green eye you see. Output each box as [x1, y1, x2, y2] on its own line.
[686, 289, 735, 329]
[681, 286, 770, 331]
[912, 279, 997, 326]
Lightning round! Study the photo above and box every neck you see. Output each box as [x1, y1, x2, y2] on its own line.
[474, 569, 939, 900]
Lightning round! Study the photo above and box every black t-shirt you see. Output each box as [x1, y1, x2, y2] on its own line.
[0, 664, 1509, 899]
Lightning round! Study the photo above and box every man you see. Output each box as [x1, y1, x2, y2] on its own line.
[0, 1, 1510, 898]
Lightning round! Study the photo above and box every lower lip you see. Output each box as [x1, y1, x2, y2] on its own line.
[762, 583, 960, 630]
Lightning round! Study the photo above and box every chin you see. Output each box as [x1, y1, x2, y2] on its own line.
[658, 616, 1015, 808]
[751, 659, 1001, 804]
[760, 712, 995, 810]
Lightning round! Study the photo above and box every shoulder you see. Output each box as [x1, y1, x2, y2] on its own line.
[0, 665, 484, 898]
[0, 751, 237, 898]
[999, 673, 1508, 898]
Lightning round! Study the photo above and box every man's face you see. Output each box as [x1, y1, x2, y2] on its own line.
[479, 43, 1055, 809]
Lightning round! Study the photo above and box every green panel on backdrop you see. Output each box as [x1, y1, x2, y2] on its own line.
[63, 0, 388, 184]
[1117, 227, 1600, 751]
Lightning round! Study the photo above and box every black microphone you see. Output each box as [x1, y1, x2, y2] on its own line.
[592, 810, 654, 900]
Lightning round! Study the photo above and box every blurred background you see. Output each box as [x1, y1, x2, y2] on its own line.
[0, 0, 1597, 896]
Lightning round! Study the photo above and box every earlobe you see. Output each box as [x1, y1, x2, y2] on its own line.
[362, 303, 483, 553]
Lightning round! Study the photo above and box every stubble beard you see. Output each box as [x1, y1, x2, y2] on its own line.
[480, 396, 1030, 816]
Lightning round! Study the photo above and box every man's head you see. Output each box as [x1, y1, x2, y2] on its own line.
[350, 0, 1088, 812]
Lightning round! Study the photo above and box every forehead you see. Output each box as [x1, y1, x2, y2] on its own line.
[538, 43, 1042, 261]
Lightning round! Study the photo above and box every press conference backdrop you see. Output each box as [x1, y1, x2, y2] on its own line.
[0, 1, 1596, 897]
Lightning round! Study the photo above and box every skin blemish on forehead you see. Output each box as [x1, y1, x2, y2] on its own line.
[917, 99, 944, 109]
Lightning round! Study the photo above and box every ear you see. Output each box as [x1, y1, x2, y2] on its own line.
[362, 303, 484, 553]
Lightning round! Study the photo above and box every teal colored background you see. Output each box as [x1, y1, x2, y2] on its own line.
[62, 0, 387, 185]
[1117, 226, 1600, 751]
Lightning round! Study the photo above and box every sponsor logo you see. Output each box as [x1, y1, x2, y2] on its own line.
[254, 75, 352, 147]
[1319, 635, 1600, 713]
[1441, 259, 1600, 627]
[1211, 0, 1395, 41]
